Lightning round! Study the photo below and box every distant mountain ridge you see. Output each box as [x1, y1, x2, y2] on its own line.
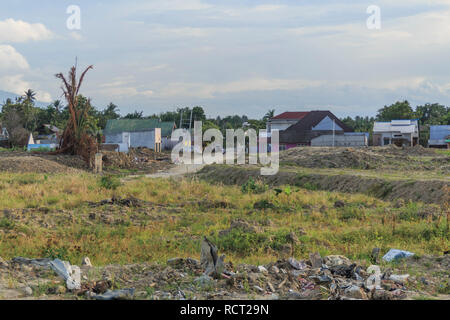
[0, 90, 49, 108]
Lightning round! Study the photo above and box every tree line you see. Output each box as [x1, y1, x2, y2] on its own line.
[1, 91, 449, 148]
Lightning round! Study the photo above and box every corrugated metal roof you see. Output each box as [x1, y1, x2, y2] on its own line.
[430, 125, 450, 140]
[373, 120, 418, 134]
[104, 119, 175, 137]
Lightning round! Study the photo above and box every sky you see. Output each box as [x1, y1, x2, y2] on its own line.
[1, 0, 450, 119]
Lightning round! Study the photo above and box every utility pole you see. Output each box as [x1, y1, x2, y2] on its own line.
[189, 109, 193, 131]
[333, 119, 336, 147]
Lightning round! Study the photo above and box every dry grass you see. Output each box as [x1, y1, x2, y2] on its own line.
[0, 172, 448, 267]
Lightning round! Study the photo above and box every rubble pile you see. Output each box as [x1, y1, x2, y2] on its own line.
[102, 147, 173, 173]
[0, 241, 448, 300]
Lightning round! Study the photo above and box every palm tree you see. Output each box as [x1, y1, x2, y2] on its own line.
[263, 109, 275, 121]
[23, 89, 36, 102]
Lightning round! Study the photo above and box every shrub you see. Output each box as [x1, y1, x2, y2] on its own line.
[241, 177, 268, 194]
[99, 175, 121, 190]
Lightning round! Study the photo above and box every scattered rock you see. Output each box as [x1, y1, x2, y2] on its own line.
[288, 258, 307, 270]
[24, 286, 33, 296]
[334, 200, 346, 208]
[371, 248, 381, 263]
[343, 285, 367, 300]
[56, 285, 66, 295]
[389, 274, 410, 285]
[258, 266, 268, 274]
[200, 237, 225, 279]
[194, 275, 214, 289]
[309, 252, 323, 269]
[81, 257, 92, 267]
[324, 255, 351, 268]
[94, 288, 135, 300]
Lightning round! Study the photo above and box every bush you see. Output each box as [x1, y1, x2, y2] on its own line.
[99, 175, 121, 190]
[241, 177, 268, 194]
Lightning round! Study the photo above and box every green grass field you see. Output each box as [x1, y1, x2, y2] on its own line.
[0, 172, 447, 267]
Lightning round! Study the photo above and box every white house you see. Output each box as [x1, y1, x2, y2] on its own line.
[373, 120, 419, 147]
[266, 112, 309, 132]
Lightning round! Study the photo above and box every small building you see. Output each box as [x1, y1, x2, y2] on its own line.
[372, 120, 419, 147]
[311, 132, 368, 147]
[27, 124, 61, 151]
[103, 119, 176, 152]
[273, 110, 353, 150]
[428, 125, 450, 148]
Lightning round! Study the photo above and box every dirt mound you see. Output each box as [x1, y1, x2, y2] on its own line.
[280, 147, 382, 169]
[280, 146, 448, 172]
[379, 144, 438, 156]
[102, 148, 173, 174]
[0, 156, 81, 173]
[197, 165, 449, 206]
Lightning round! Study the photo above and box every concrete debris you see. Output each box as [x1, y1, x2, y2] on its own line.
[194, 275, 214, 289]
[288, 258, 307, 270]
[309, 252, 323, 269]
[11, 257, 52, 268]
[200, 237, 225, 279]
[323, 255, 351, 268]
[24, 286, 33, 296]
[81, 257, 92, 267]
[258, 266, 268, 274]
[49, 259, 81, 291]
[382, 249, 415, 262]
[389, 274, 410, 284]
[1, 251, 445, 300]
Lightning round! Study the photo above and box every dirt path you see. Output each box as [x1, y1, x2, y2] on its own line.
[122, 163, 206, 181]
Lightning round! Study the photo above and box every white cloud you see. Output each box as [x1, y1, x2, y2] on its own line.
[69, 32, 83, 41]
[253, 5, 285, 12]
[0, 18, 53, 43]
[0, 45, 29, 70]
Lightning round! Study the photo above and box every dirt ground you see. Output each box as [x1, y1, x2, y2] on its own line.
[0, 148, 173, 174]
[280, 145, 450, 173]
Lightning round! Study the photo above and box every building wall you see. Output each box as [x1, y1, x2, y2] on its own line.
[105, 130, 157, 152]
[429, 125, 450, 146]
[267, 119, 299, 132]
[311, 134, 367, 147]
[373, 132, 413, 146]
[312, 116, 343, 131]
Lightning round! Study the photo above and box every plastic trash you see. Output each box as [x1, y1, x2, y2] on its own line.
[49, 259, 81, 290]
[382, 249, 414, 262]
[94, 288, 135, 300]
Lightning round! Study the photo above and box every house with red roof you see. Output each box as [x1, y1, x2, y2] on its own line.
[267, 110, 355, 150]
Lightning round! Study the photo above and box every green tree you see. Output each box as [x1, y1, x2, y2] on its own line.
[376, 100, 415, 121]
[415, 103, 449, 125]
[263, 109, 275, 121]
[123, 110, 144, 119]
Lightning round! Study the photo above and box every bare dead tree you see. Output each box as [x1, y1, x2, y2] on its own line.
[53, 64, 98, 166]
